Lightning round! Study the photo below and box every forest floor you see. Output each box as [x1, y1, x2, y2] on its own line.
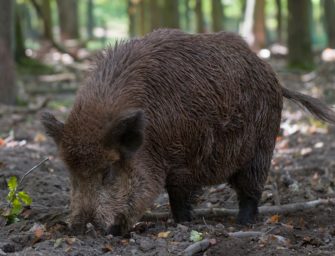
[0, 57, 335, 256]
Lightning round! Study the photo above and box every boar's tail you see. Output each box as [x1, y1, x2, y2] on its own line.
[282, 87, 335, 124]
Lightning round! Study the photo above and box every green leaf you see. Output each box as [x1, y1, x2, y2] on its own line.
[54, 238, 63, 248]
[190, 230, 203, 242]
[6, 190, 15, 203]
[6, 215, 20, 224]
[7, 176, 17, 191]
[10, 198, 22, 216]
[18, 191, 32, 205]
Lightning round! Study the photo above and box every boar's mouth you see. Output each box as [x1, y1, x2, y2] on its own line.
[106, 214, 129, 236]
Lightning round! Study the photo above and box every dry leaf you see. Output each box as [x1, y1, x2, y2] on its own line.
[32, 227, 45, 245]
[209, 238, 217, 245]
[267, 214, 280, 224]
[276, 136, 283, 142]
[0, 138, 5, 146]
[157, 231, 171, 238]
[34, 132, 46, 143]
[21, 208, 32, 219]
[120, 239, 129, 245]
[103, 244, 113, 252]
[65, 237, 76, 245]
[281, 223, 294, 230]
[34, 227, 44, 239]
[54, 238, 63, 248]
[300, 147, 312, 156]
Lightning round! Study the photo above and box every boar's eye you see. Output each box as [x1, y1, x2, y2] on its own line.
[102, 168, 117, 185]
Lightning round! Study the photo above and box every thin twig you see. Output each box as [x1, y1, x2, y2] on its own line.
[271, 182, 281, 206]
[2, 158, 50, 209]
[18, 158, 49, 187]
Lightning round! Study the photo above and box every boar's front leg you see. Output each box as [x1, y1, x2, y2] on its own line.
[166, 184, 201, 223]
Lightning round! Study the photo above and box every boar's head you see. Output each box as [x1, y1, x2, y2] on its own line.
[41, 108, 152, 235]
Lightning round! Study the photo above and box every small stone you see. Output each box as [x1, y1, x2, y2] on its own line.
[215, 223, 225, 230]
[130, 249, 138, 256]
[139, 238, 155, 252]
[2, 244, 14, 253]
[177, 224, 188, 232]
[300, 147, 312, 156]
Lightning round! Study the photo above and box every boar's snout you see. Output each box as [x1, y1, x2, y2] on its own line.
[69, 211, 128, 236]
[69, 210, 99, 235]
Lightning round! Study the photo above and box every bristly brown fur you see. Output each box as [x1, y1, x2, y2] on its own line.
[41, 29, 335, 235]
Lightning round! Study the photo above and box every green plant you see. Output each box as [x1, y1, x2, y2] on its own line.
[190, 230, 203, 242]
[0, 158, 49, 224]
[2, 176, 32, 224]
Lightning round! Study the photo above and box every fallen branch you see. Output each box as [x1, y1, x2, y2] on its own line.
[142, 198, 335, 221]
[182, 239, 210, 256]
[51, 40, 81, 62]
[228, 231, 264, 238]
[0, 97, 50, 116]
[18, 158, 49, 187]
[38, 73, 76, 83]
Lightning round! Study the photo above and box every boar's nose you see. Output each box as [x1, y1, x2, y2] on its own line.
[70, 221, 87, 235]
[70, 213, 99, 235]
[70, 220, 104, 236]
[108, 224, 122, 236]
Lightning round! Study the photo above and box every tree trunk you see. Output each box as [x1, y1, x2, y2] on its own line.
[163, 0, 179, 28]
[275, 0, 283, 43]
[15, 5, 26, 62]
[253, 0, 265, 50]
[87, 0, 94, 39]
[211, 0, 224, 32]
[148, 0, 162, 32]
[195, 0, 204, 33]
[240, 0, 255, 45]
[41, 0, 53, 40]
[128, 0, 136, 37]
[0, 0, 16, 104]
[323, 0, 335, 48]
[287, 0, 314, 70]
[56, 0, 79, 41]
[30, 0, 53, 41]
[128, 0, 147, 36]
[184, 0, 191, 31]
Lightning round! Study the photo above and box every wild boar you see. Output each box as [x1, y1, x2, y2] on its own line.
[41, 29, 335, 235]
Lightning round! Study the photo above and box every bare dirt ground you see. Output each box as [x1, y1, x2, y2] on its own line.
[0, 59, 335, 255]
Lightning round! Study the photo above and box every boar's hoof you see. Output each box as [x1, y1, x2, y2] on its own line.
[108, 224, 122, 236]
[172, 210, 192, 223]
[70, 222, 86, 235]
[236, 210, 258, 226]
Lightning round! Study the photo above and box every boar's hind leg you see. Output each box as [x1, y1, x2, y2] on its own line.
[228, 154, 271, 225]
[166, 185, 201, 223]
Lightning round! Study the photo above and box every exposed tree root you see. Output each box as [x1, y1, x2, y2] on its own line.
[142, 198, 335, 221]
[0, 97, 49, 116]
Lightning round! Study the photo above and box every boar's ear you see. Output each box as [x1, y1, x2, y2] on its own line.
[103, 109, 145, 158]
[40, 112, 64, 144]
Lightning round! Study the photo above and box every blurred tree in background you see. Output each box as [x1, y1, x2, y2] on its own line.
[56, 0, 79, 41]
[287, 0, 314, 70]
[322, 0, 335, 48]
[0, 0, 16, 105]
[211, 0, 224, 32]
[1, 0, 335, 105]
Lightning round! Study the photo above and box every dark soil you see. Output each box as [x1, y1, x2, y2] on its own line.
[0, 60, 335, 255]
